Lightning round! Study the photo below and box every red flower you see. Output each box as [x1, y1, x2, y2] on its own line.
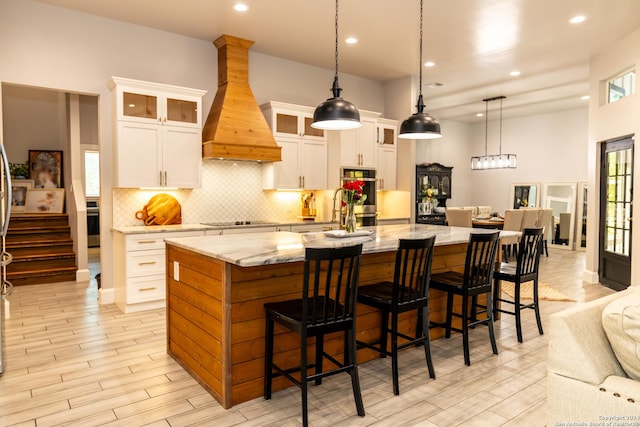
[342, 180, 366, 204]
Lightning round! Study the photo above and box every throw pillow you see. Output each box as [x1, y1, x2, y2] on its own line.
[602, 293, 640, 380]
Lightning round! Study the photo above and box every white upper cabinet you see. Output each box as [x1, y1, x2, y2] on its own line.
[261, 102, 327, 190]
[334, 114, 378, 168]
[327, 110, 380, 172]
[109, 77, 206, 188]
[376, 118, 398, 191]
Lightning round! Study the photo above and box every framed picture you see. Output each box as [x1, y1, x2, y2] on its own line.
[29, 150, 63, 188]
[10, 179, 34, 213]
[24, 188, 65, 213]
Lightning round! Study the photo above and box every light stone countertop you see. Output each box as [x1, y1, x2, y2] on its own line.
[113, 218, 410, 234]
[164, 223, 519, 267]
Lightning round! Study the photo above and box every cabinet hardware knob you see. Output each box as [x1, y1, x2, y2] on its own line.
[138, 261, 157, 266]
[139, 287, 157, 292]
[164, 171, 168, 186]
[138, 240, 157, 244]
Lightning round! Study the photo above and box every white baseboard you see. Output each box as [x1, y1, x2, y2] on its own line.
[76, 269, 90, 282]
[583, 269, 599, 284]
[99, 288, 115, 305]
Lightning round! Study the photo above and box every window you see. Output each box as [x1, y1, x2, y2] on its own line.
[607, 69, 636, 104]
[84, 150, 100, 197]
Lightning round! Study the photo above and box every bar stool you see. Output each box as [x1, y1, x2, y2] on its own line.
[356, 236, 436, 395]
[494, 227, 545, 343]
[264, 244, 364, 427]
[429, 232, 500, 366]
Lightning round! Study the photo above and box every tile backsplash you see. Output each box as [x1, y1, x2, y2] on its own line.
[113, 160, 330, 227]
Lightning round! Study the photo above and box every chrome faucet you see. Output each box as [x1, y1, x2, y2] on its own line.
[331, 187, 344, 223]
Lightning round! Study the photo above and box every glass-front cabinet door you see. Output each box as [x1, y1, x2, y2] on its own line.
[123, 92, 157, 121]
[273, 110, 324, 140]
[377, 118, 397, 147]
[166, 98, 198, 125]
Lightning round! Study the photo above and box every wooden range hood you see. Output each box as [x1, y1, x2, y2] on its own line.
[202, 35, 281, 162]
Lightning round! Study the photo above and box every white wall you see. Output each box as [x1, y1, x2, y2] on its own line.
[415, 119, 474, 209]
[466, 108, 588, 213]
[2, 84, 67, 161]
[587, 27, 640, 286]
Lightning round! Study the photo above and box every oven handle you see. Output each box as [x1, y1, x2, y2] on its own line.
[341, 177, 377, 182]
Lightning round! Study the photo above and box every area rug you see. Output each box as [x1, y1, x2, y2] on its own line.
[499, 282, 576, 302]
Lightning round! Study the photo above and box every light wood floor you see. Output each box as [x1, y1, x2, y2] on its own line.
[0, 247, 615, 426]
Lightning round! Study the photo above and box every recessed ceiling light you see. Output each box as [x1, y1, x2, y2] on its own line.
[233, 3, 249, 12]
[509, 70, 521, 77]
[424, 61, 435, 67]
[476, 113, 484, 117]
[581, 95, 590, 100]
[345, 37, 358, 44]
[425, 82, 444, 88]
[569, 15, 586, 24]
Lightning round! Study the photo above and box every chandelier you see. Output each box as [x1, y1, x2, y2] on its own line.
[470, 96, 517, 170]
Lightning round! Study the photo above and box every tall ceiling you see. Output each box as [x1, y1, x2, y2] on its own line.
[36, 0, 640, 122]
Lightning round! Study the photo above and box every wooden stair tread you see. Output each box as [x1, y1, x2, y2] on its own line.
[9, 272, 77, 286]
[9, 253, 76, 262]
[6, 234, 73, 243]
[8, 226, 71, 233]
[7, 264, 77, 275]
[8, 246, 75, 256]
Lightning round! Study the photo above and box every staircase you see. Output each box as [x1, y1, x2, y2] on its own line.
[5, 214, 77, 286]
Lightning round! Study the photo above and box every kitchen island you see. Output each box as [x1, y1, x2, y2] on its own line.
[164, 224, 515, 408]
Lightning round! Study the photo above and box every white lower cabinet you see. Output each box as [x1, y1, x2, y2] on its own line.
[114, 230, 204, 313]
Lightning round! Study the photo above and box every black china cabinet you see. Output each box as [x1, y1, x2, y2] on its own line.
[415, 163, 452, 225]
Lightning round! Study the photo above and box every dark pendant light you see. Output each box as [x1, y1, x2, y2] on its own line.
[311, 0, 362, 130]
[398, 0, 442, 140]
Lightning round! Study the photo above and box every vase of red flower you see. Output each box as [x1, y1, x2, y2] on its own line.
[341, 180, 367, 233]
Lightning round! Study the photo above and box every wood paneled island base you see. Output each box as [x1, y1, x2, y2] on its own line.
[164, 226, 509, 409]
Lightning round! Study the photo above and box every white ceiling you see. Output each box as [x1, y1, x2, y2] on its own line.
[36, 0, 640, 123]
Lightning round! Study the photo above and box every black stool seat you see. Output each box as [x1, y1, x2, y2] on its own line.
[266, 297, 350, 335]
[358, 282, 421, 305]
[356, 236, 436, 395]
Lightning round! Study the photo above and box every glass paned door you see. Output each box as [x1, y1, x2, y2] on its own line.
[599, 137, 633, 290]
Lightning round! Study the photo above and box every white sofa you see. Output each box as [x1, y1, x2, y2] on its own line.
[547, 288, 640, 424]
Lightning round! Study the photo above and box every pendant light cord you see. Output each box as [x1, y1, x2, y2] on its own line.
[499, 96, 503, 155]
[484, 100, 489, 156]
[419, 0, 423, 96]
[334, 0, 339, 79]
